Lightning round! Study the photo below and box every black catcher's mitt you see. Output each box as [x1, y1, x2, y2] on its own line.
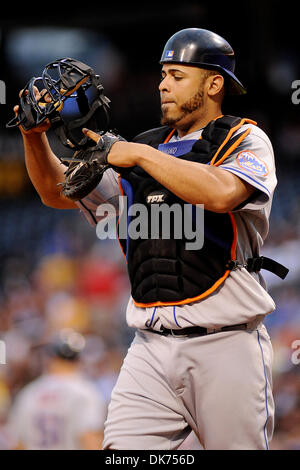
[59, 131, 125, 201]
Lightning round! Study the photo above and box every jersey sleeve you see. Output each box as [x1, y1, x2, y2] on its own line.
[75, 168, 121, 226]
[219, 124, 277, 210]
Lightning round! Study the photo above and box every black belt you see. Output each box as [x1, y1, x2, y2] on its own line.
[145, 322, 248, 337]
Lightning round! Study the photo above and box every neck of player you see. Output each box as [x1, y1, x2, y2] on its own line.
[176, 104, 223, 138]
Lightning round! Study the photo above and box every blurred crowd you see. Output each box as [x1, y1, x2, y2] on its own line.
[0, 197, 134, 449]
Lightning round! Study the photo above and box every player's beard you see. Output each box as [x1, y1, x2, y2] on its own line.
[160, 88, 205, 128]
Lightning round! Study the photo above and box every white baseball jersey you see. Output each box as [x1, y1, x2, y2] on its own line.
[76, 123, 277, 330]
[8, 373, 107, 450]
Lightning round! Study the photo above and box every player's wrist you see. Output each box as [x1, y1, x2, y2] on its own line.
[107, 141, 141, 167]
[131, 143, 155, 168]
[21, 129, 49, 145]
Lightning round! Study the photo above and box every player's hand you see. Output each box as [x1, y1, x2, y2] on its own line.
[14, 87, 51, 135]
[82, 128, 137, 167]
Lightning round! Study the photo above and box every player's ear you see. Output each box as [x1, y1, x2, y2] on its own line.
[207, 74, 224, 97]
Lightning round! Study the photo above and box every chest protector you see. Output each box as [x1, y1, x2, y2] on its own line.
[117, 115, 258, 307]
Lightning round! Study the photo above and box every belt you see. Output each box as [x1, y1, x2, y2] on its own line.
[144, 323, 248, 337]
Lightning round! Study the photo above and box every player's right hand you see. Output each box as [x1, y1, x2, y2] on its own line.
[14, 87, 51, 135]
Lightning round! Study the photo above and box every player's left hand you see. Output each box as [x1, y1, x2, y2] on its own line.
[82, 128, 138, 168]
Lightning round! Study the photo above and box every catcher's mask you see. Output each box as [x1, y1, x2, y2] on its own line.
[6, 57, 111, 149]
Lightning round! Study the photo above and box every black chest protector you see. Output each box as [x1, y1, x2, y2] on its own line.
[118, 115, 288, 307]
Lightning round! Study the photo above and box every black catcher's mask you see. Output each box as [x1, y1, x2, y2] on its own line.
[7, 58, 111, 150]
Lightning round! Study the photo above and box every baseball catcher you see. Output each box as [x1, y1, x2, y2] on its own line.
[9, 31, 290, 450]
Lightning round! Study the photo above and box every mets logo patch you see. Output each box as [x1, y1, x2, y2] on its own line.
[236, 151, 269, 177]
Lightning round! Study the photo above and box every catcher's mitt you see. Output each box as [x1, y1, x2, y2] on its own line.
[59, 131, 125, 201]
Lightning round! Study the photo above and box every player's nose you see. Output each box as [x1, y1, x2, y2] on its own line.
[159, 76, 171, 93]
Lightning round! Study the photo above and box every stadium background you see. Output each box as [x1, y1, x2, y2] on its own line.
[0, 1, 299, 449]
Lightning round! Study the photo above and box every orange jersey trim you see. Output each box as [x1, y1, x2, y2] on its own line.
[210, 118, 257, 166]
[212, 127, 251, 167]
[163, 128, 176, 143]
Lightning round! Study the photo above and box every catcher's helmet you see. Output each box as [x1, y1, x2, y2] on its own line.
[7, 58, 111, 149]
[160, 28, 246, 95]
